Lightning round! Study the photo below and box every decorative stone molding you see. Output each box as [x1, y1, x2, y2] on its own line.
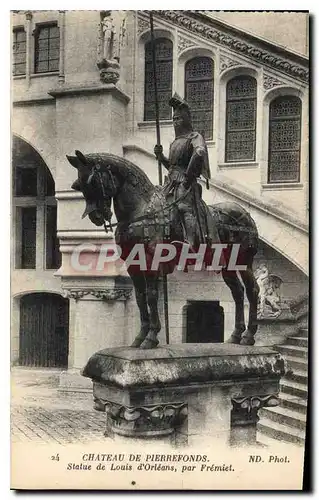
[220, 55, 240, 73]
[62, 287, 132, 301]
[231, 394, 279, 427]
[152, 10, 308, 82]
[263, 74, 285, 90]
[94, 398, 188, 437]
[137, 17, 151, 36]
[178, 35, 197, 54]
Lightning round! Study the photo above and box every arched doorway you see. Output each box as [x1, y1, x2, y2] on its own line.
[12, 135, 61, 270]
[19, 293, 69, 367]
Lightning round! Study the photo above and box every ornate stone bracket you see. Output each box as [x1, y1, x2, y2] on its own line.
[94, 398, 188, 437]
[263, 74, 285, 90]
[231, 393, 279, 427]
[152, 10, 308, 82]
[178, 35, 197, 54]
[63, 287, 132, 301]
[97, 58, 120, 84]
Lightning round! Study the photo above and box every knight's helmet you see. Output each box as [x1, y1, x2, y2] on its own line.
[169, 92, 192, 123]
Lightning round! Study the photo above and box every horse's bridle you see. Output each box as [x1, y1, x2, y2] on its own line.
[88, 163, 194, 235]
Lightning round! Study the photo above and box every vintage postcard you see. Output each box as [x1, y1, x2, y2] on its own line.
[11, 9, 309, 491]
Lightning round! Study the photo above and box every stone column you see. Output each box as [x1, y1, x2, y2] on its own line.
[49, 78, 131, 392]
[57, 234, 133, 392]
[58, 10, 66, 84]
[25, 11, 32, 87]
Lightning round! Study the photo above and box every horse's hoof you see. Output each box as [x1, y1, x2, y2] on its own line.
[131, 330, 149, 347]
[139, 338, 159, 349]
[226, 335, 241, 344]
[131, 335, 146, 348]
[240, 336, 255, 346]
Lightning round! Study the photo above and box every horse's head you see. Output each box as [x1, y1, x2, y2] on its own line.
[67, 150, 119, 228]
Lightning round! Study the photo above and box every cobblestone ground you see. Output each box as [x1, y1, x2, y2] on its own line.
[11, 368, 107, 444]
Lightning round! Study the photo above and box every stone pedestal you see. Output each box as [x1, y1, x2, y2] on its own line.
[82, 343, 285, 447]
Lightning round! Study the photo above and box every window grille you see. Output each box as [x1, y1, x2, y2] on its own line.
[225, 76, 257, 162]
[268, 96, 301, 183]
[34, 24, 60, 73]
[185, 57, 214, 139]
[13, 28, 26, 76]
[144, 38, 173, 121]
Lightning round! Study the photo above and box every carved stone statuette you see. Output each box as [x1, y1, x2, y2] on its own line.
[255, 264, 283, 319]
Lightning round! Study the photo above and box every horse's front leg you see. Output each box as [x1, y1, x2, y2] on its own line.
[130, 273, 150, 348]
[239, 264, 260, 346]
[140, 273, 161, 349]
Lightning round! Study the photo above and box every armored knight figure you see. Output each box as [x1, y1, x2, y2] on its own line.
[154, 93, 219, 249]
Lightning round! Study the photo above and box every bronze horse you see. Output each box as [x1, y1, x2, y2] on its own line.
[67, 150, 260, 349]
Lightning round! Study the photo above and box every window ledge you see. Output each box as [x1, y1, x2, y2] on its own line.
[219, 161, 259, 169]
[138, 120, 173, 128]
[12, 74, 26, 80]
[262, 182, 303, 190]
[31, 71, 59, 79]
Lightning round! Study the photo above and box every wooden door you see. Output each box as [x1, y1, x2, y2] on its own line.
[19, 293, 69, 367]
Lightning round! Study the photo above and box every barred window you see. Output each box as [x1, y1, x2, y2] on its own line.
[34, 24, 60, 73]
[13, 28, 26, 76]
[144, 38, 173, 121]
[225, 76, 257, 162]
[185, 57, 214, 139]
[268, 96, 301, 183]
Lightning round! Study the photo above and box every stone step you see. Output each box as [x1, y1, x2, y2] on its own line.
[257, 432, 283, 448]
[260, 406, 306, 430]
[284, 355, 308, 373]
[257, 418, 305, 445]
[276, 344, 308, 359]
[286, 336, 308, 348]
[279, 393, 308, 415]
[285, 368, 308, 385]
[295, 328, 308, 338]
[280, 379, 308, 399]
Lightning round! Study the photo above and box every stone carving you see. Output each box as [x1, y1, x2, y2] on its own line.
[263, 74, 285, 90]
[152, 11, 308, 82]
[137, 16, 150, 36]
[231, 394, 279, 427]
[255, 264, 283, 319]
[63, 288, 132, 301]
[94, 398, 188, 437]
[220, 55, 240, 73]
[97, 10, 127, 84]
[178, 35, 197, 54]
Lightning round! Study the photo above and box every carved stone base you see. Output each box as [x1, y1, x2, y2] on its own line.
[94, 400, 188, 438]
[97, 58, 120, 84]
[82, 343, 285, 446]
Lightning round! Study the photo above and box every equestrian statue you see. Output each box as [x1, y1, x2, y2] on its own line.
[67, 94, 260, 349]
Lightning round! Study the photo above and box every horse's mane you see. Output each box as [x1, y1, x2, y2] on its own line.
[85, 152, 155, 195]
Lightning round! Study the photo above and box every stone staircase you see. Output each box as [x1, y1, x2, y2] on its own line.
[257, 326, 308, 446]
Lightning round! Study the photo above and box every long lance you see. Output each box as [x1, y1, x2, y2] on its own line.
[149, 11, 170, 345]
